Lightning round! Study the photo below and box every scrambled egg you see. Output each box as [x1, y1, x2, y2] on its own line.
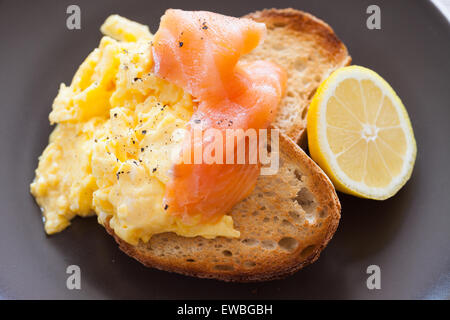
[30, 15, 239, 245]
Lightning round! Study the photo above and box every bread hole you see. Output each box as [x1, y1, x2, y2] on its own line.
[281, 219, 294, 229]
[242, 238, 259, 246]
[289, 115, 296, 124]
[288, 211, 302, 222]
[273, 216, 279, 222]
[244, 261, 257, 268]
[278, 237, 299, 252]
[222, 250, 233, 257]
[260, 206, 266, 211]
[266, 144, 272, 153]
[301, 106, 308, 119]
[252, 211, 259, 216]
[294, 169, 303, 181]
[307, 88, 317, 101]
[261, 240, 277, 250]
[263, 217, 270, 223]
[294, 58, 306, 72]
[174, 246, 180, 250]
[295, 187, 317, 214]
[300, 244, 317, 258]
[272, 22, 286, 28]
[186, 258, 195, 262]
[319, 209, 328, 218]
[214, 264, 234, 271]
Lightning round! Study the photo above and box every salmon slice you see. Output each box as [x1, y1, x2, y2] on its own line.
[152, 9, 286, 223]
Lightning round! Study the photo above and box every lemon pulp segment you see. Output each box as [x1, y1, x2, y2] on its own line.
[307, 66, 416, 200]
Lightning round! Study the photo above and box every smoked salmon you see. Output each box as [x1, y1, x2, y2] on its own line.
[152, 9, 286, 223]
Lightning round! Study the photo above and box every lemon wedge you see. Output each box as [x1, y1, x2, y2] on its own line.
[307, 66, 416, 200]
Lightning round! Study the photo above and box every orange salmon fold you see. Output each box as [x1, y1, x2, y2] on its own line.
[152, 9, 286, 223]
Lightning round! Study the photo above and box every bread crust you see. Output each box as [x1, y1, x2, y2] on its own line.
[245, 8, 351, 64]
[244, 8, 351, 144]
[104, 132, 341, 282]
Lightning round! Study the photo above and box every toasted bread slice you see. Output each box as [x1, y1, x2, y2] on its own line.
[242, 8, 351, 145]
[105, 132, 340, 282]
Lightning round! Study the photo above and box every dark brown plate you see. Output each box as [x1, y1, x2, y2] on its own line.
[0, 0, 449, 299]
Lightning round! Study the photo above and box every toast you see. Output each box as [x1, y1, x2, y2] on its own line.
[104, 8, 344, 281]
[242, 8, 351, 145]
[105, 132, 340, 281]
